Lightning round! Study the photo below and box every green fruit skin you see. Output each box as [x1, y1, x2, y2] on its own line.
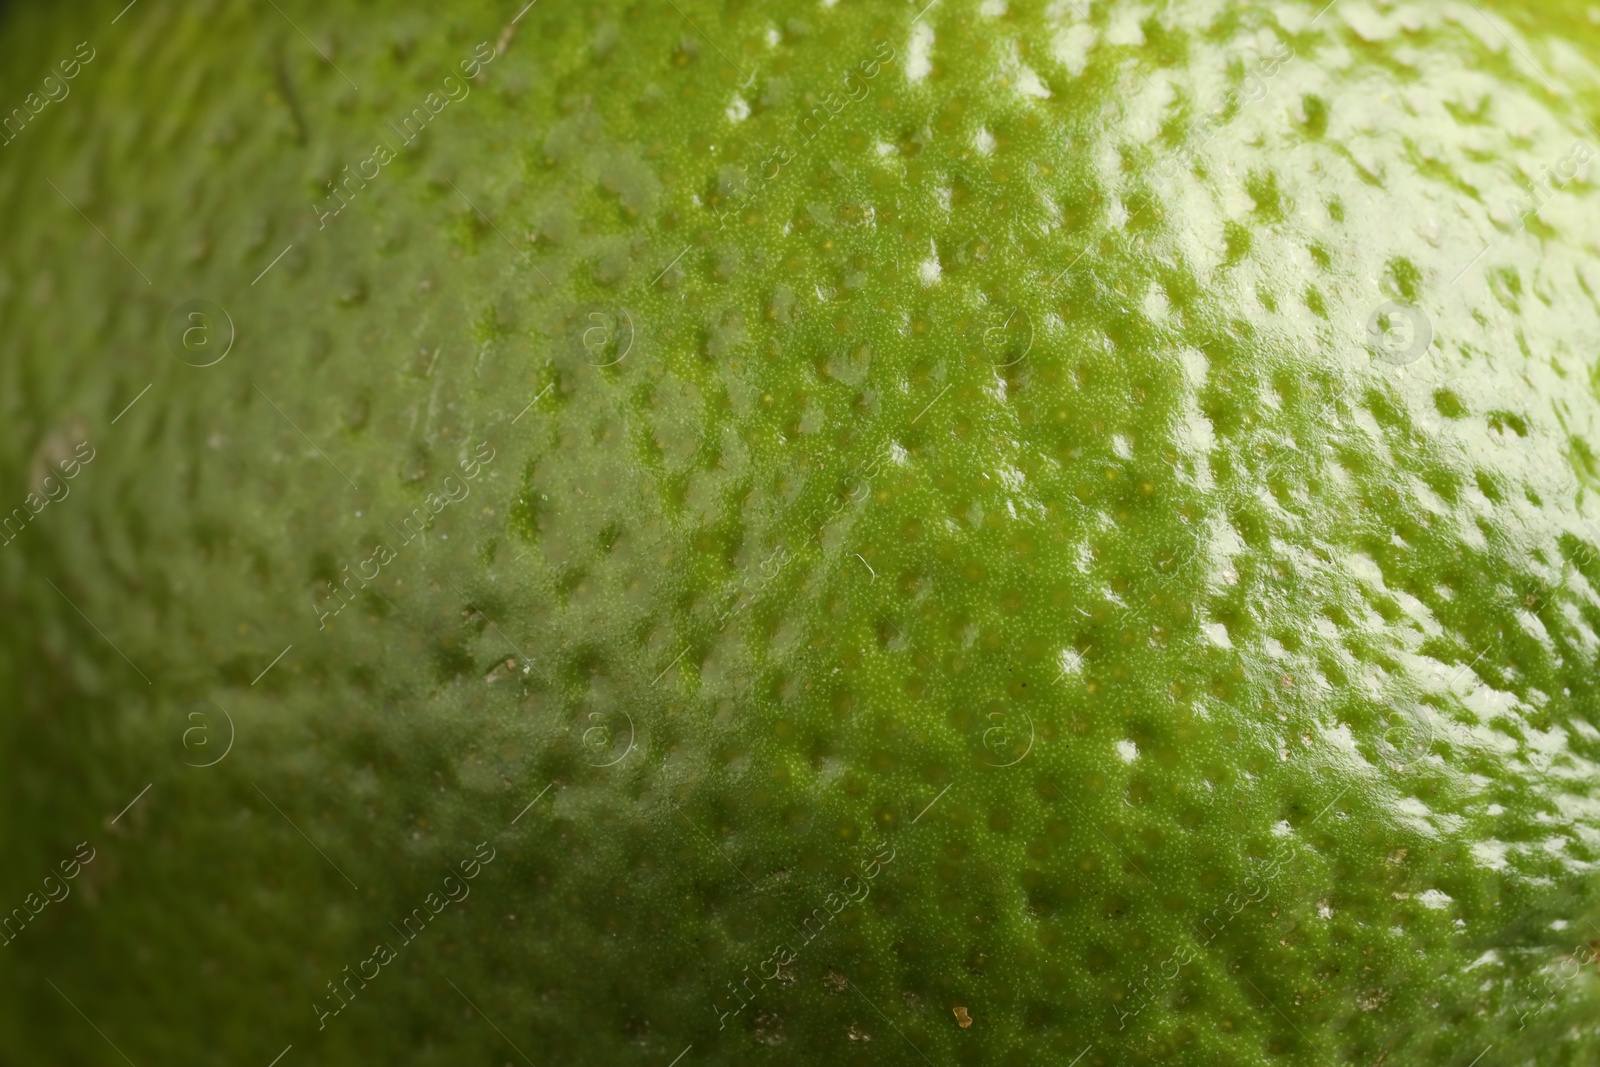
[5, 0, 1600, 1064]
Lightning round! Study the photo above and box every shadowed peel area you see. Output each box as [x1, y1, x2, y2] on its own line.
[4, 0, 1600, 1064]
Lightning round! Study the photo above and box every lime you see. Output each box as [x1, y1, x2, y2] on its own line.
[4, 0, 1600, 1064]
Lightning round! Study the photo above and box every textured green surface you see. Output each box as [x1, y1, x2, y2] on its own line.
[5, 0, 1600, 1064]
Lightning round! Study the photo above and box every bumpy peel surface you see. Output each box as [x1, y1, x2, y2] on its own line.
[4, 0, 1600, 1064]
